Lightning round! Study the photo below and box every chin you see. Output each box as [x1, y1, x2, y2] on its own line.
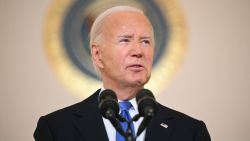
[129, 77, 150, 87]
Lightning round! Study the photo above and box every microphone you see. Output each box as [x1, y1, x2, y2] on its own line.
[136, 89, 157, 136]
[98, 89, 119, 119]
[136, 89, 157, 117]
[98, 89, 126, 137]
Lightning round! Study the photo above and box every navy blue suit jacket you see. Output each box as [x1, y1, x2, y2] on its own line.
[34, 89, 211, 141]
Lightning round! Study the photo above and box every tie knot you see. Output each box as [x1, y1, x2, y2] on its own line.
[119, 101, 132, 111]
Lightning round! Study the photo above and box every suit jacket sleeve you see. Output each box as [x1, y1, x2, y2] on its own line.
[34, 116, 54, 141]
[194, 121, 211, 141]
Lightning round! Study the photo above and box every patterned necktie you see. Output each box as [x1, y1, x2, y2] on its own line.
[116, 101, 135, 141]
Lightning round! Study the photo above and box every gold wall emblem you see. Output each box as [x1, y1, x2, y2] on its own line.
[44, 0, 187, 98]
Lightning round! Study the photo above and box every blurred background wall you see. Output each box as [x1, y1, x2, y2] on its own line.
[0, 0, 249, 140]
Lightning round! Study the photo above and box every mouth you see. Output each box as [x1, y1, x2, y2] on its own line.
[127, 64, 145, 72]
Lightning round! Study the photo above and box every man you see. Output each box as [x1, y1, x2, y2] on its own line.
[34, 5, 211, 141]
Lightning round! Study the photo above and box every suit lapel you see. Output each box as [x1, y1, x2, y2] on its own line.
[72, 90, 109, 141]
[145, 104, 177, 141]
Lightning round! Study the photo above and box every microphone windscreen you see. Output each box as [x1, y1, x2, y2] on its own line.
[98, 89, 119, 118]
[136, 89, 157, 117]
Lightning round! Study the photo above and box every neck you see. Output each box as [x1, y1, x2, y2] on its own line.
[103, 82, 143, 101]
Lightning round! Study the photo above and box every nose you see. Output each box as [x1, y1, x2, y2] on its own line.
[131, 42, 143, 58]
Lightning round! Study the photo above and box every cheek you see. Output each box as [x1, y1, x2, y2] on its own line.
[145, 49, 154, 64]
[107, 48, 125, 68]
[114, 48, 127, 61]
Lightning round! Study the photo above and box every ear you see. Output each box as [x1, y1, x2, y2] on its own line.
[91, 44, 104, 69]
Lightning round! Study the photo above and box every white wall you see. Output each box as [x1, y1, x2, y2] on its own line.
[0, 0, 249, 140]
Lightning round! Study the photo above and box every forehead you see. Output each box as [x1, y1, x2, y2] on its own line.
[102, 11, 153, 36]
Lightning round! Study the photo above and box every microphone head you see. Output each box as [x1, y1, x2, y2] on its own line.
[136, 89, 157, 117]
[98, 89, 119, 119]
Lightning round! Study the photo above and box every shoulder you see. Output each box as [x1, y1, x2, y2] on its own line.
[40, 89, 100, 123]
[155, 103, 210, 139]
[34, 89, 101, 140]
[155, 103, 209, 131]
[157, 103, 201, 122]
[146, 103, 211, 141]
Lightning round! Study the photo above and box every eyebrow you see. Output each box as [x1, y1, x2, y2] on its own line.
[139, 36, 151, 40]
[118, 34, 133, 38]
[118, 34, 152, 40]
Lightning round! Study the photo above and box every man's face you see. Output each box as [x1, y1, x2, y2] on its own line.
[95, 12, 154, 88]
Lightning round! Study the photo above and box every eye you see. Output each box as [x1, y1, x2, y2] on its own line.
[119, 38, 130, 43]
[141, 39, 151, 45]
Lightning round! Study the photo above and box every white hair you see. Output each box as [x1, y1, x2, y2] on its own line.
[90, 5, 148, 45]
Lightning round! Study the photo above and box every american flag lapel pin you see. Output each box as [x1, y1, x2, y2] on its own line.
[160, 123, 168, 128]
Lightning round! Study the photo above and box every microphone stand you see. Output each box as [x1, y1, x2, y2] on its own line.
[116, 114, 152, 141]
[120, 114, 142, 141]
[125, 119, 136, 141]
[117, 115, 135, 141]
